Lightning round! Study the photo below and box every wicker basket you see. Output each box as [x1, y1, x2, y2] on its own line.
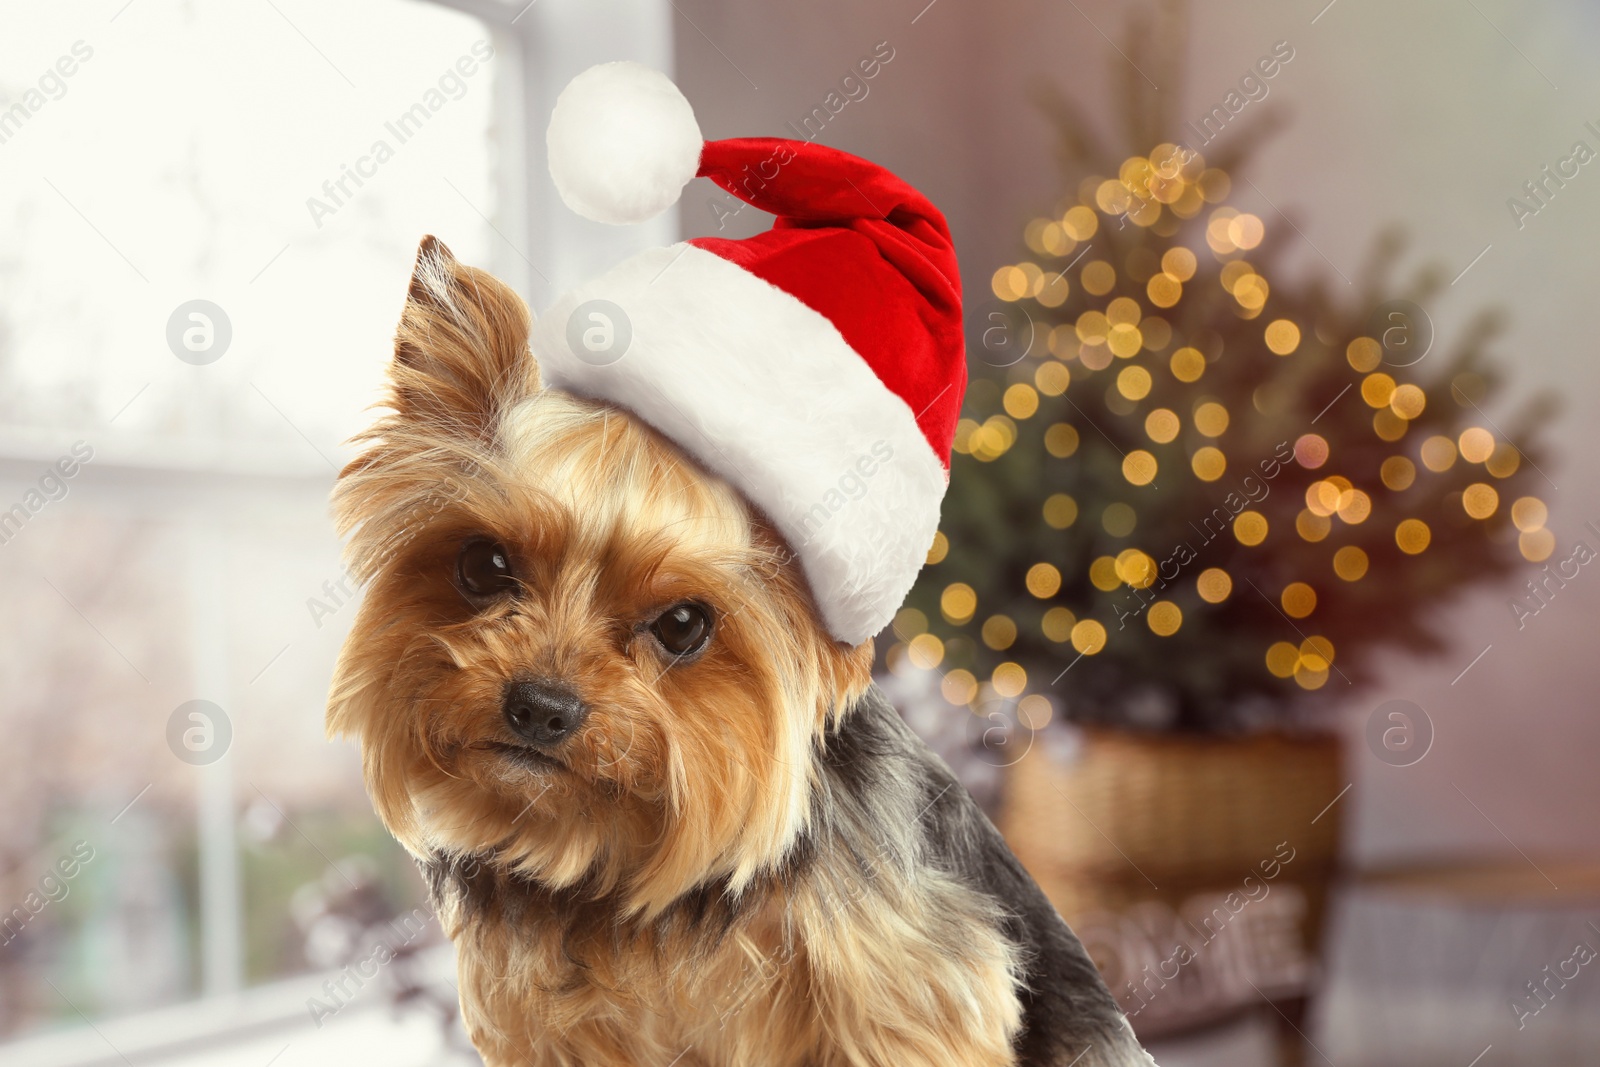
[1000, 728, 1345, 1045]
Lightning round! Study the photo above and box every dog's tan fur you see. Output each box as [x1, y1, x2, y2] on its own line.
[328, 239, 1034, 1066]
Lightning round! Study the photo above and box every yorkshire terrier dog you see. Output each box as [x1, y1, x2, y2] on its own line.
[327, 239, 1148, 1067]
[329, 62, 1150, 1067]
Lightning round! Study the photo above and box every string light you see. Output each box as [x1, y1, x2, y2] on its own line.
[1148, 273, 1182, 307]
[1487, 443, 1522, 478]
[993, 662, 1028, 697]
[1194, 401, 1230, 437]
[1459, 427, 1494, 463]
[1118, 365, 1153, 400]
[1148, 601, 1183, 636]
[1264, 319, 1301, 355]
[1373, 408, 1409, 442]
[1362, 373, 1397, 408]
[1511, 496, 1548, 532]
[1170, 346, 1206, 381]
[1294, 434, 1329, 468]
[1018, 694, 1053, 730]
[1035, 361, 1071, 396]
[1088, 557, 1120, 591]
[1082, 260, 1116, 295]
[1101, 502, 1137, 536]
[941, 583, 977, 623]
[1027, 563, 1063, 598]
[1070, 619, 1107, 654]
[1281, 582, 1317, 618]
[1041, 606, 1076, 642]
[1004, 383, 1040, 419]
[1045, 423, 1080, 458]
[1062, 205, 1098, 240]
[1043, 493, 1079, 529]
[908, 633, 944, 670]
[1191, 447, 1227, 481]
[1520, 528, 1556, 562]
[1123, 450, 1158, 486]
[1265, 642, 1298, 677]
[1197, 568, 1233, 602]
[982, 615, 1018, 651]
[1161, 247, 1197, 281]
[1380, 456, 1416, 491]
[1396, 519, 1432, 554]
[1333, 546, 1369, 581]
[1301, 637, 1335, 669]
[1346, 337, 1381, 372]
[1235, 511, 1268, 545]
[941, 669, 978, 705]
[1228, 213, 1265, 249]
[1390, 384, 1426, 420]
[1462, 483, 1499, 519]
[892, 607, 928, 640]
[1420, 435, 1457, 473]
[1336, 489, 1372, 524]
[1115, 549, 1158, 588]
[1145, 408, 1180, 443]
[1297, 508, 1332, 542]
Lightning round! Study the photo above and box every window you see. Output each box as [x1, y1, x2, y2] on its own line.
[0, 1, 670, 1061]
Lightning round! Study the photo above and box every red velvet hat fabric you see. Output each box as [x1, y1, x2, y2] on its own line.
[692, 137, 966, 468]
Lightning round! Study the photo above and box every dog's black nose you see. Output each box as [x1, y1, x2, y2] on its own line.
[502, 680, 588, 747]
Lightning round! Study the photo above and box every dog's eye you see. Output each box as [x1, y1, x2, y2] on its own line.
[457, 539, 516, 597]
[651, 602, 713, 658]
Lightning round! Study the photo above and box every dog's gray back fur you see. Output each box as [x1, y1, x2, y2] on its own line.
[818, 685, 1153, 1066]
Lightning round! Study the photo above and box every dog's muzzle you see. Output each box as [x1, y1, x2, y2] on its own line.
[502, 679, 589, 748]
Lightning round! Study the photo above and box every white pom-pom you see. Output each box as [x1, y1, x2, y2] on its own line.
[547, 62, 703, 226]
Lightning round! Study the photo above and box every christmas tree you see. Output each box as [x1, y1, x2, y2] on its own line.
[891, 3, 1554, 733]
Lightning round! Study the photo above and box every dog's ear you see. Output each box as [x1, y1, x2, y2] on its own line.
[388, 235, 538, 443]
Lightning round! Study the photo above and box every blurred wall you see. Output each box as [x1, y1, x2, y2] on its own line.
[673, 0, 1600, 865]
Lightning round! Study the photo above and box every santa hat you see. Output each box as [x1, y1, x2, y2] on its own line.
[530, 61, 966, 646]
